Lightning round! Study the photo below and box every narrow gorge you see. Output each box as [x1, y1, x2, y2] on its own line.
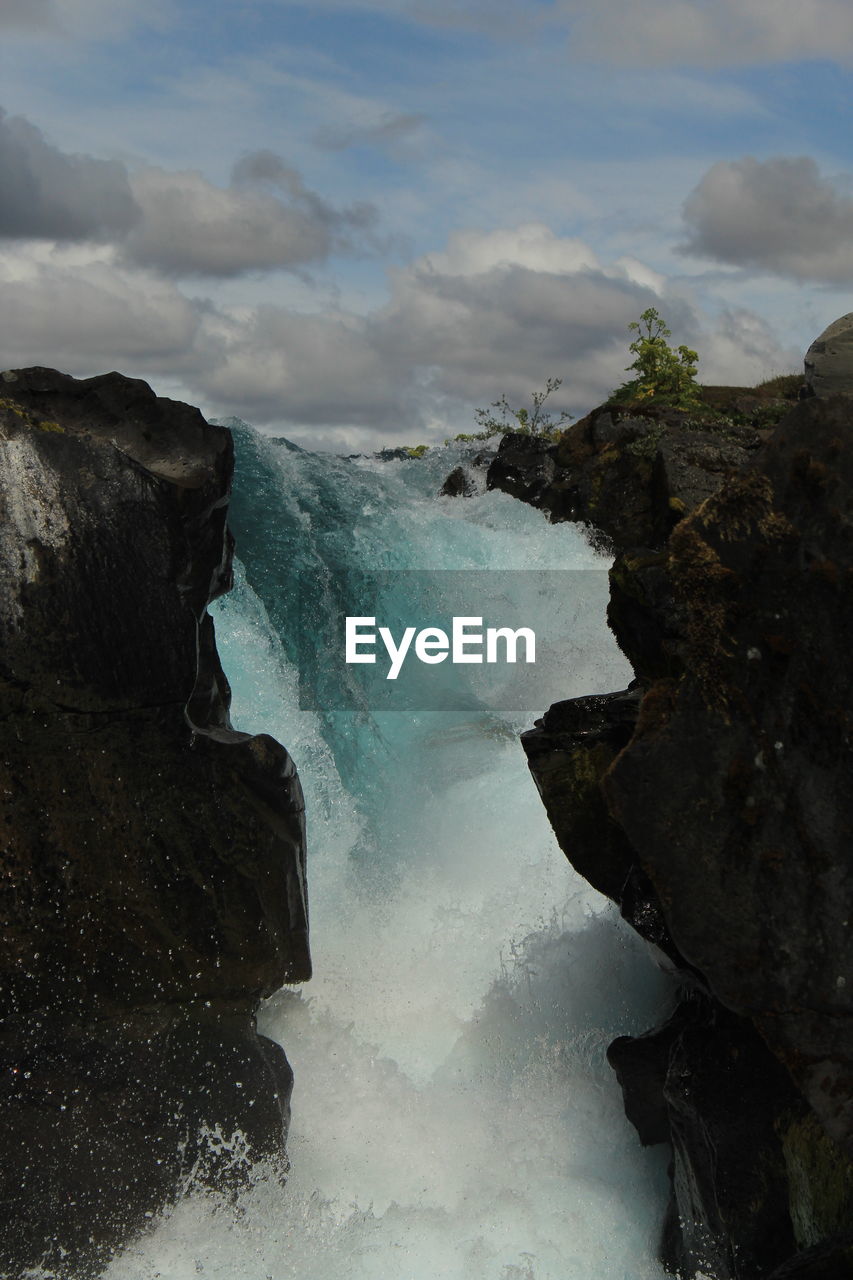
[2, 348, 852, 1280]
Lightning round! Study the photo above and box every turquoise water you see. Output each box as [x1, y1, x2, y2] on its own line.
[105, 427, 672, 1280]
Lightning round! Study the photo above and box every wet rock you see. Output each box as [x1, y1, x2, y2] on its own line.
[440, 447, 496, 496]
[611, 993, 803, 1280]
[521, 687, 642, 904]
[522, 686, 689, 969]
[607, 550, 687, 680]
[0, 367, 310, 1276]
[1, 1013, 294, 1279]
[486, 432, 556, 505]
[606, 397, 853, 1156]
[765, 1236, 853, 1279]
[441, 465, 478, 497]
[511, 378, 853, 1277]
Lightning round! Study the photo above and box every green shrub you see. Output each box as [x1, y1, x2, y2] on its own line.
[450, 377, 572, 444]
[610, 308, 702, 410]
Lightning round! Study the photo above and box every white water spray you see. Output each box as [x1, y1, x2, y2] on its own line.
[104, 436, 673, 1280]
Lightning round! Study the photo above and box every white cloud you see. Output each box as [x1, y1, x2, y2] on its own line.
[413, 224, 600, 278]
[313, 111, 426, 152]
[124, 157, 380, 277]
[0, 226, 796, 449]
[267, 0, 853, 66]
[697, 308, 802, 384]
[194, 306, 406, 426]
[0, 0, 170, 38]
[560, 0, 853, 67]
[0, 244, 201, 375]
[0, 0, 55, 29]
[680, 156, 853, 282]
[0, 108, 137, 240]
[0, 106, 382, 277]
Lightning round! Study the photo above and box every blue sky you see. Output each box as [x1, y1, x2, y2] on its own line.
[1, 0, 852, 448]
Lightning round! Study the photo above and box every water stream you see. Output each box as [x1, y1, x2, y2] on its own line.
[105, 428, 673, 1280]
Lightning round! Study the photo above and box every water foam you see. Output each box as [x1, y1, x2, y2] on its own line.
[104, 436, 673, 1280]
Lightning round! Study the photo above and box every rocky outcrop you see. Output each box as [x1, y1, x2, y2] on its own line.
[606, 399, 853, 1154]
[0, 368, 310, 1278]
[516, 381, 853, 1276]
[804, 313, 853, 398]
[486, 402, 773, 551]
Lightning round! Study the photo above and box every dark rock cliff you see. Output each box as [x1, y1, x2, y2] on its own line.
[493, 389, 853, 1278]
[0, 367, 310, 1278]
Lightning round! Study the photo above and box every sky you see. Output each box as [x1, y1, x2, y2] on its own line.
[0, 1, 852, 450]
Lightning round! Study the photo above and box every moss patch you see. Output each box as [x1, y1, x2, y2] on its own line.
[782, 1112, 853, 1249]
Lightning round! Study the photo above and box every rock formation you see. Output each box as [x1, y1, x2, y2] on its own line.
[804, 313, 853, 399]
[0, 367, 310, 1278]
[505, 375, 853, 1277]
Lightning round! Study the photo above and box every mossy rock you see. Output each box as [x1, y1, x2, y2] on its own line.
[783, 1112, 853, 1249]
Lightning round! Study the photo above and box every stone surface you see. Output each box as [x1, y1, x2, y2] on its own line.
[440, 464, 477, 497]
[765, 1237, 853, 1279]
[521, 687, 642, 905]
[512, 382, 853, 1277]
[804, 313, 853, 399]
[486, 431, 556, 506]
[486, 404, 764, 551]
[0, 367, 310, 1276]
[606, 397, 853, 1155]
[612, 992, 804, 1280]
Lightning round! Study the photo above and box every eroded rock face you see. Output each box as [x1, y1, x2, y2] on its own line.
[606, 398, 853, 1154]
[517, 389, 853, 1277]
[0, 367, 310, 1277]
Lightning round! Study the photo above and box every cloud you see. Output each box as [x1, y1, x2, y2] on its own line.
[0, 227, 796, 449]
[194, 306, 407, 427]
[123, 155, 380, 277]
[187, 226, 706, 436]
[270, 0, 853, 66]
[0, 106, 381, 276]
[0, 245, 201, 375]
[0, 0, 55, 29]
[255, 0, 853, 66]
[0, 108, 138, 240]
[313, 111, 426, 152]
[679, 156, 853, 282]
[0, 0, 170, 38]
[696, 308, 802, 384]
[559, 0, 853, 67]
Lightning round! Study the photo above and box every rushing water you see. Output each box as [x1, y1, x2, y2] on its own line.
[105, 428, 673, 1280]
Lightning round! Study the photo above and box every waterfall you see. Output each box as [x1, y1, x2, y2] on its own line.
[104, 426, 673, 1280]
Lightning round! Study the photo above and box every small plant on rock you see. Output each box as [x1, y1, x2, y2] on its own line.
[449, 377, 573, 444]
[610, 308, 702, 410]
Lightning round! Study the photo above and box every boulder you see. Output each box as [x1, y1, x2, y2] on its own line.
[804, 313, 853, 398]
[440, 465, 478, 497]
